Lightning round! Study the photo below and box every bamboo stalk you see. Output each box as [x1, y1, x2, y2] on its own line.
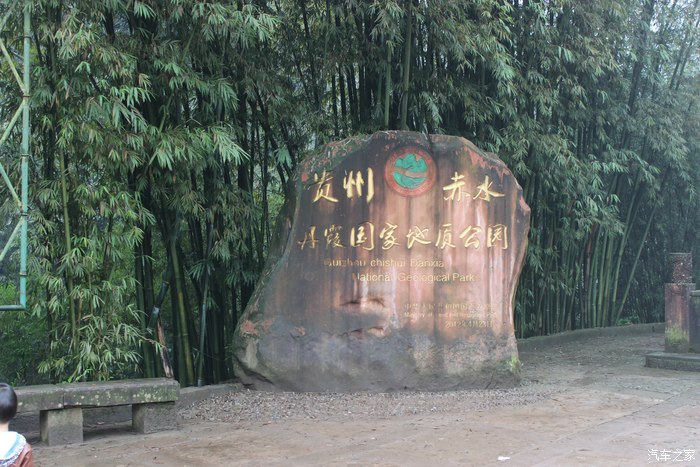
[384, 33, 392, 129]
[615, 170, 669, 323]
[169, 221, 195, 386]
[610, 170, 643, 323]
[196, 219, 216, 387]
[400, 0, 412, 130]
[59, 150, 78, 351]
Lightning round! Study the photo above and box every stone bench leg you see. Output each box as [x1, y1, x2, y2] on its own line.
[132, 401, 177, 434]
[40, 408, 83, 446]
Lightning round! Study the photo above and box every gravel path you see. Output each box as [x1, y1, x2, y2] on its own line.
[180, 384, 560, 423]
[37, 326, 700, 466]
[178, 330, 658, 426]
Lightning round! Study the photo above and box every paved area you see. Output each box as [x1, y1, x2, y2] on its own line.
[30, 325, 700, 466]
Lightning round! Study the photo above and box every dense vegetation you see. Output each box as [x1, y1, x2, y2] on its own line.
[0, 0, 698, 386]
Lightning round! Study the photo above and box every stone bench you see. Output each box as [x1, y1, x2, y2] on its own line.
[15, 378, 179, 446]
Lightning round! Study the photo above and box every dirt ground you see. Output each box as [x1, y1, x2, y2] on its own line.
[31, 326, 700, 466]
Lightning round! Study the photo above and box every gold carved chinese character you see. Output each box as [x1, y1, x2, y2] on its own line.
[435, 223, 456, 249]
[343, 169, 374, 203]
[350, 222, 375, 251]
[324, 224, 344, 248]
[298, 226, 318, 250]
[442, 172, 470, 201]
[473, 175, 505, 202]
[379, 222, 400, 250]
[406, 226, 431, 249]
[487, 224, 508, 249]
[311, 170, 339, 203]
[459, 225, 482, 249]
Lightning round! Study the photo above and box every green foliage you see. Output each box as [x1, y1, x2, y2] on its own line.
[0, 287, 47, 386]
[22, 0, 279, 385]
[35, 278, 148, 382]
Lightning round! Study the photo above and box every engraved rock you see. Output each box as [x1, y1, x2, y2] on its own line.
[233, 131, 531, 391]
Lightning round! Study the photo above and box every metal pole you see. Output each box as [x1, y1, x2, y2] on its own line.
[0, 2, 30, 312]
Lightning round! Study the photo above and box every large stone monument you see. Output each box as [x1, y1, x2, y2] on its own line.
[233, 131, 530, 391]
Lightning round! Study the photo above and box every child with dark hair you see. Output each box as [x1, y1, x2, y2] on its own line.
[0, 384, 33, 467]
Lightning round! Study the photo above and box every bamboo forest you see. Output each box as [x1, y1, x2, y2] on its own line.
[0, 0, 699, 387]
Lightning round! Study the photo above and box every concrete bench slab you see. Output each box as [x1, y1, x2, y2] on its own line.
[15, 378, 179, 446]
[16, 385, 65, 413]
[60, 378, 179, 407]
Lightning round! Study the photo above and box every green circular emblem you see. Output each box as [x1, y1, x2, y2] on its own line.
[393, 153, 428, 189]
[384, 147, 436, 196]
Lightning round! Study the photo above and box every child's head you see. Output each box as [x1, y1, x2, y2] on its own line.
[0, 383, 18, 424]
